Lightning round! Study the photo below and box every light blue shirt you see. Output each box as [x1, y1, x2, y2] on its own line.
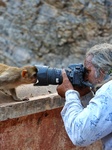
[61, 80, 112, 150]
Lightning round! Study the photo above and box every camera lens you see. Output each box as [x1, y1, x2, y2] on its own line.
[34, 65, 62, 86]
[47, 68, 62, 85]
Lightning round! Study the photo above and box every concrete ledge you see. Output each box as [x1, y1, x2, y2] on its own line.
[0, 85, 103, 150]
[0, 84, 65, 121]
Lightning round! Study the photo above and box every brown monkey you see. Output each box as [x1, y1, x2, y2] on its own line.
[0, 63, 38, 101]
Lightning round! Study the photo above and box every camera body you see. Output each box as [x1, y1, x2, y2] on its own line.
[34, 63, 92, 87]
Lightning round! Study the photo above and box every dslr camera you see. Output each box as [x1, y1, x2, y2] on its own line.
[34, 63, 92, 87]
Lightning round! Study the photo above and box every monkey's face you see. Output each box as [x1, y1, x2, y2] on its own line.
[21, 66, 38, 84]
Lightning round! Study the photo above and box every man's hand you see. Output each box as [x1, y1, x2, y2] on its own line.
[56, 69, 91, 98]
[56, 70, 74, 98]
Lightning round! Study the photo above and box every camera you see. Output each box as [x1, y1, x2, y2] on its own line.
[34, 63, 93, 87]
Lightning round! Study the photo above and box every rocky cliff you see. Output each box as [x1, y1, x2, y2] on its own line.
[0, 0, 112, 68]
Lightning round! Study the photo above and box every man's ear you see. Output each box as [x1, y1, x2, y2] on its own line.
[21, 70, 28, 78]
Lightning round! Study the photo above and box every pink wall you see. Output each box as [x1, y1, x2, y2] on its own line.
[1, 107, 102, 150]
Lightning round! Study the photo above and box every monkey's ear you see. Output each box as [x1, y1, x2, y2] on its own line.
[21, 70, 28, 78]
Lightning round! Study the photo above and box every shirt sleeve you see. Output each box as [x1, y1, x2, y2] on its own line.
[61, 82, 112, 146]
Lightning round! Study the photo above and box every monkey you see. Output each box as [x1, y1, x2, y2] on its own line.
[0, 63, 38, 101]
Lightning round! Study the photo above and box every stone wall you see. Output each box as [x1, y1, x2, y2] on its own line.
[0, 85, 102, 150]
[0, 0, 112, 67]
[1, 108, 102, 150]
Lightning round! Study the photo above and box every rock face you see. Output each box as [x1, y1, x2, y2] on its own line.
[0, 0, 112, 68]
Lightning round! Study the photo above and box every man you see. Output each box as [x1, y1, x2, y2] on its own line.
[57, 43, 112, 150]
